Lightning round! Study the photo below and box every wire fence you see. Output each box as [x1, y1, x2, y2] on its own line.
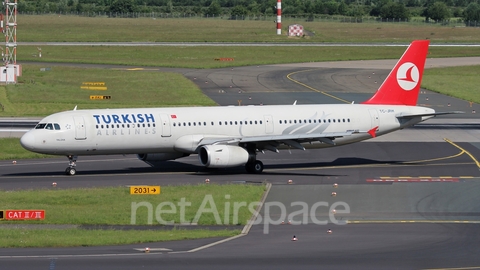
[18, 11, 479, 27]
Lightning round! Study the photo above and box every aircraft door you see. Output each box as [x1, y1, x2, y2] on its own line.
[159, 114, 172, 137]
[368, 109, 379, 128]
[73, 116, 87, 140]
[264, 115, 274, 134]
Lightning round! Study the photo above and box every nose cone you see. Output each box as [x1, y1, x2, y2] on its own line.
[20, 132, 36, 151]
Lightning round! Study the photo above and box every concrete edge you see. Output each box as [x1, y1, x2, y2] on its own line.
[182, 182, 272, 253]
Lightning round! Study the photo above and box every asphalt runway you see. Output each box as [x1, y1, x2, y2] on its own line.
[1, 58, 480, 269]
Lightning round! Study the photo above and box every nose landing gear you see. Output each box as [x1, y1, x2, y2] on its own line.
[65, 155, 77, 176]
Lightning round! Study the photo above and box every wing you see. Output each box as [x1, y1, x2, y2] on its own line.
[198, 130, 366, 152]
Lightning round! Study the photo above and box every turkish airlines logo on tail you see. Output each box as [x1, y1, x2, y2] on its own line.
[396, 62, 419, 91]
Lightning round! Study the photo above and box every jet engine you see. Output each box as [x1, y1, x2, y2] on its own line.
[198, 145, 249, 168]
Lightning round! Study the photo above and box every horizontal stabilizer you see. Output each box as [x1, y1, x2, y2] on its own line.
[396, 111, 464, 119]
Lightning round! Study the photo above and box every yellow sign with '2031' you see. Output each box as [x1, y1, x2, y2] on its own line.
[129, 186, 160, 195]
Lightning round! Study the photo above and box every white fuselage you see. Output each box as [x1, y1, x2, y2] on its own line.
[20, 104, 434, 156]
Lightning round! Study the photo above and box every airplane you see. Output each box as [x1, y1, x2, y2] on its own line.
[20, 40, 455, 176]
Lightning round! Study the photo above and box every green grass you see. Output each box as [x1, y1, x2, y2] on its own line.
[19, 45, 480, 69]
[0, 138, 52, 160]
[0, 184, 265, 225]
[0, 64, 216, 116]
[19, 15, 480, 43]
[0, 228, 239, 248]
[422, 65, 480, 104]
[0, 184, 265, 247]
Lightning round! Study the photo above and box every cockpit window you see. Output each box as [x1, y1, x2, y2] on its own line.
[35, 123, 46, 129]
[45, 123, 54, 130]
[54, 123, 60, 130]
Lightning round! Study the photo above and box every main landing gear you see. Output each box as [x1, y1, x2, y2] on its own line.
[245, 160, 264, 174]
[65, 155, 77, 176]
[244, 143, 264, 174]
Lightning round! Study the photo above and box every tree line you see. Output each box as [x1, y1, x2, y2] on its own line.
[19, 0, 480, 25]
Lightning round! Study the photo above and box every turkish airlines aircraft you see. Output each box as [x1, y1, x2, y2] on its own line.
[20, 40, 452, 175]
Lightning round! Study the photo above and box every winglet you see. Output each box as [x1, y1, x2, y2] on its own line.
[368, 126, 378, 138]
[362, 40, 430, 106]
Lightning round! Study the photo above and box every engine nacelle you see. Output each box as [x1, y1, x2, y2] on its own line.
[137, 152, 188, 162]
[198, 145, 249, 168]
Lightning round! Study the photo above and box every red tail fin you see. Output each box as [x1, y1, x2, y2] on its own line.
[362, 40, 429, 106]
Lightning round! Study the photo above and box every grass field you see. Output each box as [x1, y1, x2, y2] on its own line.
[423, 65, 480, 103]
[19, 45, 480, 68]
[0, 184, 265, 247]
[1, 228, 239, 248]
[1, 64, 216, 116]
[19, 15, 480, 43]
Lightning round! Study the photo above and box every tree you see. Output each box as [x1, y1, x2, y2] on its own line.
[337, 1, 349, 15]
[424, 2, 450, 22]
[379, 2, 410, 20]
[109, 0, 137, 13]
[230, 5, 248, 18]
[463, 2, 480, 26]
[205, 0, 221, 16]
[324, 1, 338, 15]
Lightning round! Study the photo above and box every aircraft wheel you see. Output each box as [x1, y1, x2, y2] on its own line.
[65, 167, 76, 176]
[246, 160, 264, 174]
[252, 160, 264, 174]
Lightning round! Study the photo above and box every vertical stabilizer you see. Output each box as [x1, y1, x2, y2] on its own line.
[362, 40, 430, 106]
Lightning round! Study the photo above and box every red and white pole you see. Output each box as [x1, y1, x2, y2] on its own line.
[276, 0, 281, 35]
